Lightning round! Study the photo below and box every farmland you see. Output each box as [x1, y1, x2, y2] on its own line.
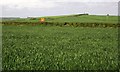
[2, 14, 118, 23]
[2, 15, 119, 28]
[2, 25, 118, 70]
[2, 14, 119, 70]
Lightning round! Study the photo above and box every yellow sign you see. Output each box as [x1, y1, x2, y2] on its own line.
[40, 18, 45, 22]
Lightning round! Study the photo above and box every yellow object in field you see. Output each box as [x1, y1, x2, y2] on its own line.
[40, 18, 45, 22]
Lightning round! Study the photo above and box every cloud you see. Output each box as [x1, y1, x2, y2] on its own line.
[1, 0, 119, 9]
[54, 0, 119, 2]
[1, 0, 56, 9]
[1, 0, 118, 17]
[2, 2, 118, 17]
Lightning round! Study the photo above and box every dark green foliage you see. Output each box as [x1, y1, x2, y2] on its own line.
[1, 21, 119, 28]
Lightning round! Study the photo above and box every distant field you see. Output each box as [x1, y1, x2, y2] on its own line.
[3, 15, 118, 24]
[2, 25, 118, 70]
[46, 15, 118, 23]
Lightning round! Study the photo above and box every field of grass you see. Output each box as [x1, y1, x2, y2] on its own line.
[3, 15, 118, 24]
[2, 25, 118, 70]
[46, 15, 118, 23]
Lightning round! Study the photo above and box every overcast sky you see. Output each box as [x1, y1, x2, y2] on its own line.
[1, 0, 120, 17]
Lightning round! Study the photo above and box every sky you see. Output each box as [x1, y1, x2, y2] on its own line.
[0, 0, 120, 17]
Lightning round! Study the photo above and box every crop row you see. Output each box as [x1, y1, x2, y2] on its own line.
[1, 22, 120, 28]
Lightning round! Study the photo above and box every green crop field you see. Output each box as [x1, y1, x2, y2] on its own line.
[46, 15, 118, 23]
[2, 25, 118, 70]
[4, 14, 118, 24]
